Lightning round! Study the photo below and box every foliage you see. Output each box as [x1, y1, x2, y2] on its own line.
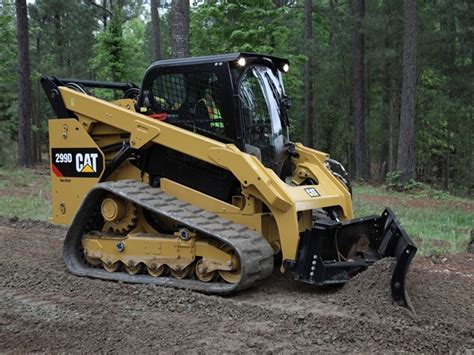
[91, 5, 126, 83]
[0, 1, 19, 165]
[189, 0, 306, 138]
[384, 170, 425, 192]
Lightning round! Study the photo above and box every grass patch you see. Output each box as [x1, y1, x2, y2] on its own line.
[353, 184, 473, 255]
[0, 165, 51, 221]
[0, 195, 50, 221]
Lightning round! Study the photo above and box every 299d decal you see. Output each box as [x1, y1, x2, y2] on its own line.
[51, 148, 104, 178]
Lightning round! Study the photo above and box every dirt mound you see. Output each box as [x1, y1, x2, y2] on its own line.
[334, 258, 474, 350]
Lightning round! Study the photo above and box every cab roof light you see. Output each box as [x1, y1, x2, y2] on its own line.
[237, 57, 246, 67]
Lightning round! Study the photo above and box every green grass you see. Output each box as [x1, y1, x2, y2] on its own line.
[353, 184, 473, 255]
[0, 195, 50, 221]
[0, 166, 51, 221]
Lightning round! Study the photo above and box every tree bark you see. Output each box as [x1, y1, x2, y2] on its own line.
[397, 0, 417, 183]
[170, 0, 189, 58]
[351, 0, 369, 180]
[388, 76, 400, 173]
[15, 0, 34, 167]
[440, 4, 456, 191]
[303, 0, 314, 148]
[150, 0, 161, 61]
[35, 33, 42, 162]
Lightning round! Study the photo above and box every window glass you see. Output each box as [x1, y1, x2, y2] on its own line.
[239, 66, 285, 171]
[150, 72, 225, 136]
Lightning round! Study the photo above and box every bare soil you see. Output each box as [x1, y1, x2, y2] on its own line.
[0, 217, 472, 353]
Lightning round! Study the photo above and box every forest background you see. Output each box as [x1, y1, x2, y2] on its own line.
[1, 0, 473, 195]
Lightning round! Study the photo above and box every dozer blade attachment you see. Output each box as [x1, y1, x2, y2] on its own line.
[292, 208, 417, 309]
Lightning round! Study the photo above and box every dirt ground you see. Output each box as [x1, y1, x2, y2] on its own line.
[0, 217, 472, 353]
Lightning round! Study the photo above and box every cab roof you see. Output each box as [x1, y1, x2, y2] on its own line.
[146, 52, 289, 71]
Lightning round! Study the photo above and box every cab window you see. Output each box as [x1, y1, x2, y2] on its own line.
[148, 72, 226, 136]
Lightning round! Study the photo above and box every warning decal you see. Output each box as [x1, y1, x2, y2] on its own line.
[51, 148, 104, 178]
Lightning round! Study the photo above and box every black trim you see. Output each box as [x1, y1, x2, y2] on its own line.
[53, 77, 137, 91]
[144, 52, 289, 73]
[40, 76, 73, 118]
[40, 76, 139, 119]
[100, 144, 134, 182]
[143, 144, 239, 203]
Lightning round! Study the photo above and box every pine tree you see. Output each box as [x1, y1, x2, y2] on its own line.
[397, 0, 417, 183]
[303, 0, 314, 148]
[352, 0, 369, 180]
[150, 0, 161, 61]
[170, 0, 189, 58]
[15, 0, 34, 167]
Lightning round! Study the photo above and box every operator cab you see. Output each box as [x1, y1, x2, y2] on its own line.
[138, 53, 292, 177]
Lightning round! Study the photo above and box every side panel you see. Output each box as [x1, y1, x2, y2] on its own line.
[49, 119, 105, 225]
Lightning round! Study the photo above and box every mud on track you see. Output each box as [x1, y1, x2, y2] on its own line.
[0, 217, 473, 353]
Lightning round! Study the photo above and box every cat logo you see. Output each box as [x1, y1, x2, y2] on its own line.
[304, 187, 320, 197]
[51, 148, 103, 178]
[75, 153, 98, 173]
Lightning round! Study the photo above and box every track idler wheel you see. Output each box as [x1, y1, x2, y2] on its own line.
[218, 246, 241, 284]
[195, 260, 216, 282]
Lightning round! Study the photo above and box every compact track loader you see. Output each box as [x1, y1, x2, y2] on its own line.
[42, 53, 416, 307]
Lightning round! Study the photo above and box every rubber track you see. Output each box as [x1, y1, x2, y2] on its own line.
[63, 180, 274, 294]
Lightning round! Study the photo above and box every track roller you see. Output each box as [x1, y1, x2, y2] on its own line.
[195, 259, 216, 282]
[170, 264, 194, 279]
[147, 263, 168, 277]
[124, 262, 143, 275]
[103, 260, 120, 272]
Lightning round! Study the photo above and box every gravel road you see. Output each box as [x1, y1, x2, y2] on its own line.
[0, 217, 472, 353]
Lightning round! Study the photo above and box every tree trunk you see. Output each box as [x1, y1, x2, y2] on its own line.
[170, 0, 189, 58]
[440, 3, 456, 191]
[397, 0, 417, 183]
[150, 0, 161, 61]
[351, 0, 369, 180]
[35, 33, 42, 162]
[388, 75, 400, 172]
[15, 0, 34, 167]
[303, 0, 314, 148]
